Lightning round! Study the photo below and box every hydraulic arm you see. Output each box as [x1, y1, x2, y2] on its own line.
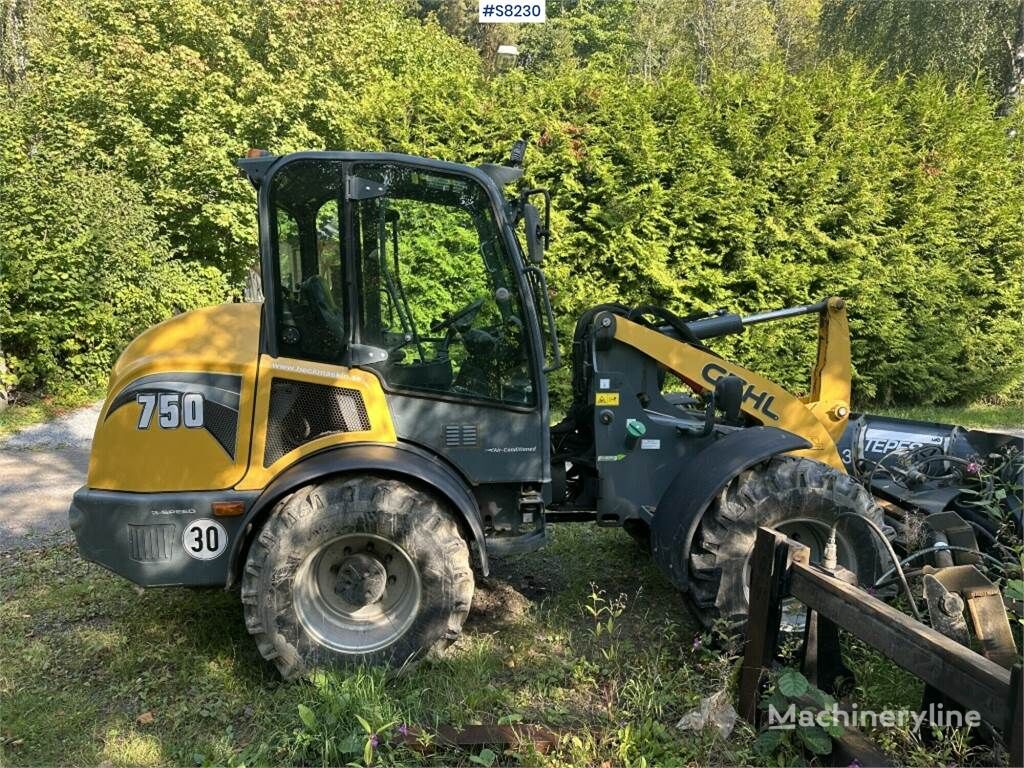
[609, 297, 852, 471]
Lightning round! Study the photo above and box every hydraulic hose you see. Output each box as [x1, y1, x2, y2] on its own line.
[822, 512, 923, 622]
[872, 545, 1010, 589]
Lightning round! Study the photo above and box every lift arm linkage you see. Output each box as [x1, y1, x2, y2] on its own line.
[609, 297, 852, 471]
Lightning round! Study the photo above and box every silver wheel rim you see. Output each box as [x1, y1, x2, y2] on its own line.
[774, 518, 858, 632]
[293, 533, 421, 654]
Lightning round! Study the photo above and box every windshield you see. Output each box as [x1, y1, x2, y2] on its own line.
[352, 163, 534, 405]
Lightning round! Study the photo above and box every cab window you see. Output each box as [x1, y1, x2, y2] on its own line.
[268, 159, 347, 362]
[353, 164, 534, 406]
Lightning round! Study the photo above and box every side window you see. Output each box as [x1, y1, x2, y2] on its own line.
[354, 164, 534, 405]
[269, 160, 347, 362]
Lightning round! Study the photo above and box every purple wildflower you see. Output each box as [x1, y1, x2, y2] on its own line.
[966, 461, 981, 476]
[848, 760, 861, 768]
[692, 635, 702, 651]
[369, 734, 379, 748]
[397, 724, 409, 737]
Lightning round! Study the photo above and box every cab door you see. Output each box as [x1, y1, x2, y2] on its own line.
[348, 160, 549, 530]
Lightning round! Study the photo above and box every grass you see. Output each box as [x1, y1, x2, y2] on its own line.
[0, 526, 758, 767]
[868, 402, 1023, 431]
[4, 523, 1015, 767]
[0, 385, 104, 438]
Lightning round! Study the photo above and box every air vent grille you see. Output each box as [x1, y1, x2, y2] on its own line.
[264, 379, 371, 467]
[444, 424, 478, 447]
[127, 524, 175, 562]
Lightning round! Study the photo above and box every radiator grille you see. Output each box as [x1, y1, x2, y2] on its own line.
[127, 524, 176, 562]
[264, 379, 370, 466]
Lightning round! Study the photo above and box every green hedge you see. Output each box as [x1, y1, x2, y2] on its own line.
[1, 0, 1021, 404]
[0, 113, 228, 391]
[502, 65, 1024, 404]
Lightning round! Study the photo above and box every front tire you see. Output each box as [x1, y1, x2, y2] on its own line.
[687, 457, 884, 629]
[241, 475, 474, 679]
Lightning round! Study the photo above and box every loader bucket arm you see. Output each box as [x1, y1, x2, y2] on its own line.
[607, 297, 852, 472]
[805, 297, 852, 443]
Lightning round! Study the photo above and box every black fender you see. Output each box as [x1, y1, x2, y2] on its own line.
[650, 427, 811, 590]
[226, 442, 488, 586]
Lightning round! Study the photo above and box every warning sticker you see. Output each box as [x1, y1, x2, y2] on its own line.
[599, 378, 611, 390]
[640, 439, 661, 450]
[595, 392, 620, 406]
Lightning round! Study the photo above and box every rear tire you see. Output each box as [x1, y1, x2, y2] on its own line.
[687, 457, 884, 629]
[241, 475, 474, 680]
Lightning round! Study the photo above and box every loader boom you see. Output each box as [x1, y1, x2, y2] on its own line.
[607, 297, 851, 471]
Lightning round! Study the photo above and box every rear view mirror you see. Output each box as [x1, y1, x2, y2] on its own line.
[714, 374, 745, 424]
[523, 203, 545, 264]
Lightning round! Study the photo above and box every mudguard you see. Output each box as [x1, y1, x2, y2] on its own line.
[226, 442, 488, 585]
[650, 426, 811, 590]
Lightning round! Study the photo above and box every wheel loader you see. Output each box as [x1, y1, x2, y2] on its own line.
[69, 141, 1022, 679]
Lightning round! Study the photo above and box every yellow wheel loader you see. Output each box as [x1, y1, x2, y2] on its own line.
[70, 141, 1023, 679]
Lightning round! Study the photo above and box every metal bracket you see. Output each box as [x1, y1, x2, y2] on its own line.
[347, 175, 388, 200]
[925, 511, 980, 567]
[923, 565, 1018, 669]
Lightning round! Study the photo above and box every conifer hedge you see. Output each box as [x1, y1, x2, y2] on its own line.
[1, 0, 1021, 405]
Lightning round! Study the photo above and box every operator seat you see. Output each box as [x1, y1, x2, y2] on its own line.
[302, 275, 346, 347]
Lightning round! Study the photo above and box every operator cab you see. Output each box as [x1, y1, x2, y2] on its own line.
[264, 157, 539, 406]
[240, 149, 560, 551]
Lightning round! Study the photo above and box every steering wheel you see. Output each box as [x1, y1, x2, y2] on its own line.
[430, 297, 485, 334]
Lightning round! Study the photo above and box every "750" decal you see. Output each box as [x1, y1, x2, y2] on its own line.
[136, 392, 205, 429]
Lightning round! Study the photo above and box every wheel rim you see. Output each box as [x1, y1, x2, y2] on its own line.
[777, 518, 830, 562]
[754, 518, 860, 632]
[292, 533, 421, 654]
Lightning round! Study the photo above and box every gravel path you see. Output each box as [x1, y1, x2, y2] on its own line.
[0, 402, 101, 551]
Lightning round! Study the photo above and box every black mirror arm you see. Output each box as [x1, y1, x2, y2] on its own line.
[520, 188, 551, 246]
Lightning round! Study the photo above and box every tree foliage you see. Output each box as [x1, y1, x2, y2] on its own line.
[821, 0, 1024, 106]
[1, 0, 1021, 405]
[501, 64, 1024, 404]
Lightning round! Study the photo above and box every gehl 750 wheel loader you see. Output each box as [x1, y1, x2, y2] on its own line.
[70, 140, 1022, 679]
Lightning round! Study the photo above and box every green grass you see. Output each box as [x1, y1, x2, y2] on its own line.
[868, 402, 1023, 430]
[0, 385, 104, 437]
[4, 522, 1016, 766]
[0, 527, 758, 767]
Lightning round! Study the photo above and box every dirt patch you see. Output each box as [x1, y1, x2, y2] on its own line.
[467, 576, 532, 630]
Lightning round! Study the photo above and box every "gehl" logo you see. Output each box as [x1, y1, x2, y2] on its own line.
[701, 363, 781, 421]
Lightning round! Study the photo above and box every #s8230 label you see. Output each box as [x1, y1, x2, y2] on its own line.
[479, 0, 546, 22]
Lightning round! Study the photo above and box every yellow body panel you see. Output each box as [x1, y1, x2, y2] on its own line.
[612, 299, 852, 472]
[235, 356, 397, 491]
[88, 303, 261, 492]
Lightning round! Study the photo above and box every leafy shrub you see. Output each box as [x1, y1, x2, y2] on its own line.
[0, 116, 228, 391]
[2, 0, 1021, 404]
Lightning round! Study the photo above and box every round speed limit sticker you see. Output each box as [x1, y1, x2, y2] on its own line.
[182, 519, 228, 560]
